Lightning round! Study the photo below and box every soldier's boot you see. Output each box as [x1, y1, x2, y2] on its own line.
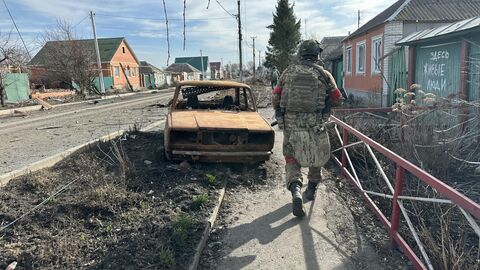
[289, 182, 306, 217]
[305, 181, 318, 201]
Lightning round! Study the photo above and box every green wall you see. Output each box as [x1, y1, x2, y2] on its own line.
[390, 46, 407, 105]
[469, 41, 480, 101]
[93, 76, 114, 91]
[3, 73, 29, 101]
[415, 42, 461, 97]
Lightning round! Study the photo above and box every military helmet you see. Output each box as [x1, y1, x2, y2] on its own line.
[298, 40, 322, 58]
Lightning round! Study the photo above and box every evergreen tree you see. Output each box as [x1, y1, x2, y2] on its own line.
[265, 0, 301, 72]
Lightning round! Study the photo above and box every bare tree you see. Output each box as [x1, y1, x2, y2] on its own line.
[40, 19, 97, 95]
[0, 31, 28, 106]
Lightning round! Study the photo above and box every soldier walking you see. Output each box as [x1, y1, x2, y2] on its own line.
[272, 40, 343, 217]
[270, 66, 280, 89]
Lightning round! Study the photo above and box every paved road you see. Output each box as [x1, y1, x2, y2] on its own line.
[0, 90, 173, 175]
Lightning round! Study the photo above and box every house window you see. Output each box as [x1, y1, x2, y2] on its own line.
[371, 36, 382, 74]
[356, 41, 366, 74]
[345, 47, 352, 74]
[122, 47, 126, 54]
[114, 66, 119, 77]
[132, 67, 136, 77]
[125, 67, 130, 77]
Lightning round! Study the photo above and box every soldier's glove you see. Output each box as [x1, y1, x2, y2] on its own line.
[313, 125, 325, 133]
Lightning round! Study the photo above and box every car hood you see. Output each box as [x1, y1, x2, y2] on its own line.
[169, 110, 272, 132]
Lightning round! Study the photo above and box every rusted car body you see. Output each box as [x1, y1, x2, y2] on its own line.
[164, 80, 274, 163]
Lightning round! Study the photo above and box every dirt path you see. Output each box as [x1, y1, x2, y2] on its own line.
[0, 91, 173, 175]
[200, 128, 410, 270]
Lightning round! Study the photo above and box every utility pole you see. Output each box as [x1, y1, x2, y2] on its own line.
[90, 11, 105, 94]
[220, 58, 223, 79]
[251, 36, 256, 81]
[200, 49, 205, 80]
[258, 50, 261, 67]
[237, 0, 243, 82]
[304, 18, 307, 38]
[357, 10, 361, 29]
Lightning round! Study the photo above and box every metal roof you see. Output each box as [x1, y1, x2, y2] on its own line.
[397, 16, 480, 45]
[320, 36, 346, 61]
[346, 0, 407, 40]
[29, 37, 134, 66]
[175, 56, 209, 72]
[139, 61, 163, 74]
[165, 63, 200, 73]
[395, 0, 480, 21]
[345, 0, 480, 40]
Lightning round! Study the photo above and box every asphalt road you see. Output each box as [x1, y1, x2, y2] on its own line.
[0, 90, 173, 175]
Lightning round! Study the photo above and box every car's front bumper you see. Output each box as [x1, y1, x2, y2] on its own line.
[169, 150, 272, 163]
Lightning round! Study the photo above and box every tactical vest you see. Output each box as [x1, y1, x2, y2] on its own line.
[280, 63, 331, 113]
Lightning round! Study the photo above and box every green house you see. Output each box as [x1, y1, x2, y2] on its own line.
[174, 56, 209, 79]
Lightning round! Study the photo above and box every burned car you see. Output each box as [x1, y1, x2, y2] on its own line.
[164, 80, 275, 163]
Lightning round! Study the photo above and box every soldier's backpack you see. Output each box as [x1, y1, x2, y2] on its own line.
[280, 62, 335, 113]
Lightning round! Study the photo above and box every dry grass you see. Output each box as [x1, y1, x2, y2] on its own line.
[332, 86, 480, 269]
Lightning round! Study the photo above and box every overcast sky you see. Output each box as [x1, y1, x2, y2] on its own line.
[0, 0, 398, 68]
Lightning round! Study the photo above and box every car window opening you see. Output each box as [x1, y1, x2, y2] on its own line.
[175, 86, 255, 111]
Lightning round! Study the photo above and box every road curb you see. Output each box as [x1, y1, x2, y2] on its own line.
[0, 120, 165, 187]
[188, 185, 227, 270]
[0, 89, 171, 117]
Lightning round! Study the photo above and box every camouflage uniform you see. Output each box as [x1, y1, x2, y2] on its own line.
[273, 60, 339, 189]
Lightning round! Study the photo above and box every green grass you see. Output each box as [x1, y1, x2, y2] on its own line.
[193, 194, 209, 207]
[171, 215, 196, 248]
[205, 173, 217, 186]
[159, 246, 176, 269]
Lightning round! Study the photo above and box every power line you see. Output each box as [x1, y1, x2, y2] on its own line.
[72, 15, 89, 29]
[0, 178, 78, 232]
[95, 13, 232, 21]
[215, 0, 237, 18]
[2, 0, 31, 60]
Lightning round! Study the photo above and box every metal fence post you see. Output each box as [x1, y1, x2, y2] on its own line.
[390, 164, 405, 247]
[342, 127, 347, 177]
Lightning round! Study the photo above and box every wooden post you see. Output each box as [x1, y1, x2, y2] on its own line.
[119, 63, 133, 92]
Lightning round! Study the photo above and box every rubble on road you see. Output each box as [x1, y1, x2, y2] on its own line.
[36, 125, 62, 130]
[34, 98, 53, 110]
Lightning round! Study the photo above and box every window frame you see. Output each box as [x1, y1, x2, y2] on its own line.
[356, 40, 366, 74]
[345, 46, 353, 74]
[114, 66, 119, 77]
[371, 35, 383, 75]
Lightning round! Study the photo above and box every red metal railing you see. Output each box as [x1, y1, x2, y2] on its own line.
[330, 115, 480, 270]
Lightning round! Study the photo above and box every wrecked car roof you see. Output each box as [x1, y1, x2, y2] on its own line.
[176, 80, 251, 89]
[170, 110, 272, 132]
